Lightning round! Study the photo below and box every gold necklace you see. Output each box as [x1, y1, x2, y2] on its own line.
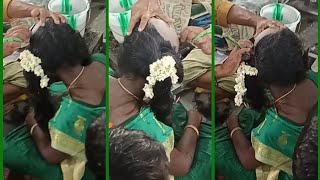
[117, 78, 140, 101]
[274, 83, 296, 113]
[67, 66, 85, 92]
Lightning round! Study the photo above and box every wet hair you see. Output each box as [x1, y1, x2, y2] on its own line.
[109, 128, 169, 180]
[245, 28, 308, 110]
[86, 113, 106, 180]
[24, 19, 91, 132]
[118, 21, 183, 125]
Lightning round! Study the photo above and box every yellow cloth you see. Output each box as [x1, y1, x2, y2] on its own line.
[3, 0, 13, 22]
[216, 74, 236, 93]
[3, 61, 27, 88]
[182, 48, 211, 86]
[215, 0, 234, 27]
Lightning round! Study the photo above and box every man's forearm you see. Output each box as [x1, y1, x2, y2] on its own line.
[7, 0, 38, 19]
[215, 65, 227, 79]
[227, 5, 264, 28]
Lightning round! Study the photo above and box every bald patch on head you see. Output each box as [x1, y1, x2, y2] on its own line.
[254, 27, 287, 46]
[149, 18, 179, 52]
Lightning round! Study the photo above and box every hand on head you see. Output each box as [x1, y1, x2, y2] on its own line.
[31, 7, 66, 25]
[127, 0, 174, 35]
[255, 18, 283, 37]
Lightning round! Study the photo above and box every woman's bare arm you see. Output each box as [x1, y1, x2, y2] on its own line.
[227, 116, 261, 169]
[169, 110, 202, 176]
[26, 112, 69, 164]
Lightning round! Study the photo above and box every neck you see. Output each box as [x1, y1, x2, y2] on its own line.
[57, 65, 84, 87]
[119, 76, 145, 99]
[270, 83, 296, 100]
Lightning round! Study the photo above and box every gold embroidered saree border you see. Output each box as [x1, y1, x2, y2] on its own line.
[251, 136, 293, 176]
[163, 132, 175, 180]
[49, 127, 86, 160]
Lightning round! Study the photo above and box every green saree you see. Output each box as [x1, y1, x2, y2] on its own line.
[171, 103, 212, 180]
[215, 70, 318, 180]
[124, 107, 175, 163]
[4, 54, 106, 180]
[252, 71, 318, 180]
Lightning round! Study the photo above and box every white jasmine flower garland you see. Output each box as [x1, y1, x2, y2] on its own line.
[234, 62, 258, 106]
[143, 56, 179, 101]
[19, 50, 50, 88]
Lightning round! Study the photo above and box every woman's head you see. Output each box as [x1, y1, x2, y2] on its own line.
[28, 18, 90, 78]
[118, 19, 183, 125]
[109, 128, 169, 180]
[24, 19, 90, 131]
[254, 27, 308, 86]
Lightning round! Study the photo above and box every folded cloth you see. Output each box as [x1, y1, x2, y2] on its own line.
[182, 49, 211, 86]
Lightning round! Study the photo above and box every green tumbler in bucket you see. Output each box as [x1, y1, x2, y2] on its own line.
[260, 4, 301, 32]
[48, 0, 90, 36]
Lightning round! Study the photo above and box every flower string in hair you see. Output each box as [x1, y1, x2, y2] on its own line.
[234, 62, 258, 106]
[142, 56, 179, 101]
[19, 50, 50, 88]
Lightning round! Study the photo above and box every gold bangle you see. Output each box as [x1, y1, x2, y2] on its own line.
[230, 127, 242, 138]
[185, 125, 199, 136]
[30, 123, 39, 135]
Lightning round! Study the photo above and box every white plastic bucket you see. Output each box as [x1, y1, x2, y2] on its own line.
[260, 4, 301, 32]
[109, 0, 139, 13]
[48, 0, 90, 36]
[109, 10, 131, 43]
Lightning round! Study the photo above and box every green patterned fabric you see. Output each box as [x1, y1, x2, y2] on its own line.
[3, 54, 106, 180]
[124, 107, 175, 159]
[215, 70, 318, 180]
[171, 103, 212, 180]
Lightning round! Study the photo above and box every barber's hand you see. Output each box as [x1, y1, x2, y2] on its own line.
[180, 26, 205, 43]
[255, 18, 282, 37]
[238, 39, 253, 49]
[4, 26, 31, 57]
[221, 47, 251, 76]
[195, 36, 211, 55]
[31, 7, 66, 24]
[127, 0, 174, 35]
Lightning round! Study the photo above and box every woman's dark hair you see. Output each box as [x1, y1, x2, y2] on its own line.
[24, 19, 91, 131]
[109, 128, 169, 180]
[86, 113, 106, 180]
[245, 28, 308, 110]
[118, 21, 183, 125]
[255, 28, 308, 85]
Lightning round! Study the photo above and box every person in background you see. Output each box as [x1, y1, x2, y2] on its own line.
[86, 113, 106, 180]
[109, 128, 170, 180]
[293, 115, 318, 180]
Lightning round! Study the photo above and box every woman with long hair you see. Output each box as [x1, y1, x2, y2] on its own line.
[109, 18, 204, 179]
[215, 27, 317, 180]
[4, 19, 106, 180]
